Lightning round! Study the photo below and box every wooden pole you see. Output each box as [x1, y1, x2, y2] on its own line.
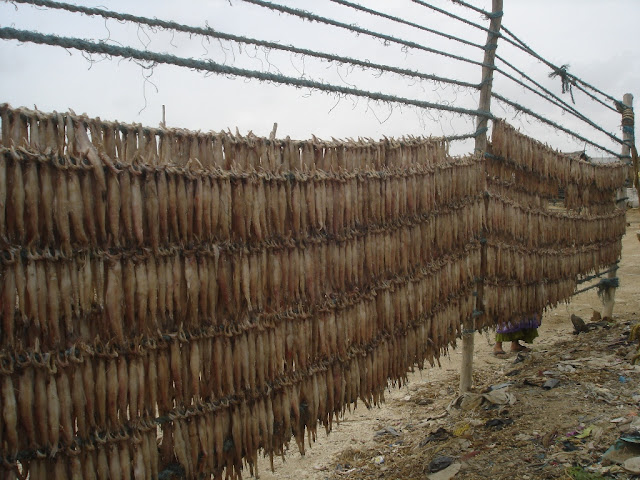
[161, 105, 166, 128]
[460, 0, 503, 393]
[602, 92, 633, 319]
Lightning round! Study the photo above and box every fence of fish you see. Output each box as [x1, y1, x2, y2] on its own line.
[0, 104, 628, 479]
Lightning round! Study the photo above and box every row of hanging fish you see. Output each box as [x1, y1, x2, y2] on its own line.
[0, 290, 475, 479]
[485, 239, 622, 284]
[0, 146, 484, 251]
[0, 104, 627, 480]
[485, 194, 626, 248]
[491, 119, 629, 191]
[0, 202, 483, 350]
[0, 104, 452, 172]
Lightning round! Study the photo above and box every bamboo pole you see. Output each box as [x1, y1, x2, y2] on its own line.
[460, 0, 503, 393]
[602, 92, 633, 319]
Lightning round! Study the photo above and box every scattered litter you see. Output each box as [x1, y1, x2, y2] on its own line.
[420, 428, 450, 446]
[619, 376, 629, 383]
[373, 456, 384, 465]
[576, 425, 594, 439]
[452, 423, 470, 437]
[542, 378, 560, 390]
[602, 436, 640, 465]
[622, 456, 640, 474]
[513, 352, 527, 364]
[561, 440, 579, 451]
[557, 364, 576, 373]
[488, 382, 513, 391]
[374, 426, 401, 438]
[484, 418, 513, 429]
[482, 389, 516, 406]
[428, 456, 454, 473]
[427, 462, 461, 480]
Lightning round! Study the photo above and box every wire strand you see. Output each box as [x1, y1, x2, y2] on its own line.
[411, 0, 492, 33]
[450, 0, 492, 18]
[0, 27, 493, 119]
[327, 0, 485, 50]
[500, 24, 621, 107]
[237, 0, 490, 68]
[493, 56, 624, 145]
[8, 0, 481, 91]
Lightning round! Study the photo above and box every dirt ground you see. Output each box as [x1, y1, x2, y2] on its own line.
[257, 208, 640, 480]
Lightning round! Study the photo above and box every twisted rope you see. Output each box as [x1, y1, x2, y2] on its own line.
[501, 25, 621, 110]
[238, 0, 491, 68]
[494, 56, 624, 146]
[327, 0, 485, 50]
[8, 0, 480, 91]
[0, 27, 492, 118]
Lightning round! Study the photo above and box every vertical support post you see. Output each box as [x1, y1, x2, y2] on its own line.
[460, 0, 503, 393]
[161, 105, 166, 128]
[602, 93, 633, 319]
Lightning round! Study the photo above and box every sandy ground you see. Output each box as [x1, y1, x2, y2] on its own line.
[256, 208, 640, 480]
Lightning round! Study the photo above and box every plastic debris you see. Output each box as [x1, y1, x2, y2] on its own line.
[427, 462, 462, 480]
[623, 456, 640, 474]
[543, 378, 560, 390]
[428, 456, 454, 473]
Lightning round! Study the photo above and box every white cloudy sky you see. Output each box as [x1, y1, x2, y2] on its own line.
[0, 0, 638, 157]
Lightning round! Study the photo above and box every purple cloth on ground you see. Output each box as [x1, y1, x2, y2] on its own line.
[496, 313, 541, 334]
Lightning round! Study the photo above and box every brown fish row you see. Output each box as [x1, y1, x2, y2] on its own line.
[485, 239, 622, 284]
[0, 293, 473, 474]
[0, 147, 482, 250]
[483, 278, 578, 324]
[0, 104, 452, 171]
[0, 242, 480, 359]
[0, 197, 481, 349]
[487, 175, 552, 210]
[486, 153, 619, 212]
[491, 119, 629, 190]
[485, 194, 626, 248]
[564, 183, 618, 212]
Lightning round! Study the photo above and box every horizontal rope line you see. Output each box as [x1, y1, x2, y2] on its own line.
[327, 0, 485, 50]
[0, 27, 491, 118]
[493, 56, 624, 145]
[411, 0, 492, 33]
[500, 24, 621, 107]
[411, 0, 621, 108]
[8, 0, 480, 90]
[238, 0, 491, 68]
[450, 0, 492, 17]
[573, 276, 619, 296]
[576, 264, 619, 285]
[491, 92, 622, 158]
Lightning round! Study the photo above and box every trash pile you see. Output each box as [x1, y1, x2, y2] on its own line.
[325, 318, 640, 480]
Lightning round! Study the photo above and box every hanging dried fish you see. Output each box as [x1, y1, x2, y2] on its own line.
[135, 259, 149, 334]
[46, 367, 61, 456]
[1, 375, 18, 456]
[105, 256, 124, 342]
[56, 366, 74, 447]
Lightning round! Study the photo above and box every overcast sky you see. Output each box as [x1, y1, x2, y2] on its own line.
[1, 0, 638, 157]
